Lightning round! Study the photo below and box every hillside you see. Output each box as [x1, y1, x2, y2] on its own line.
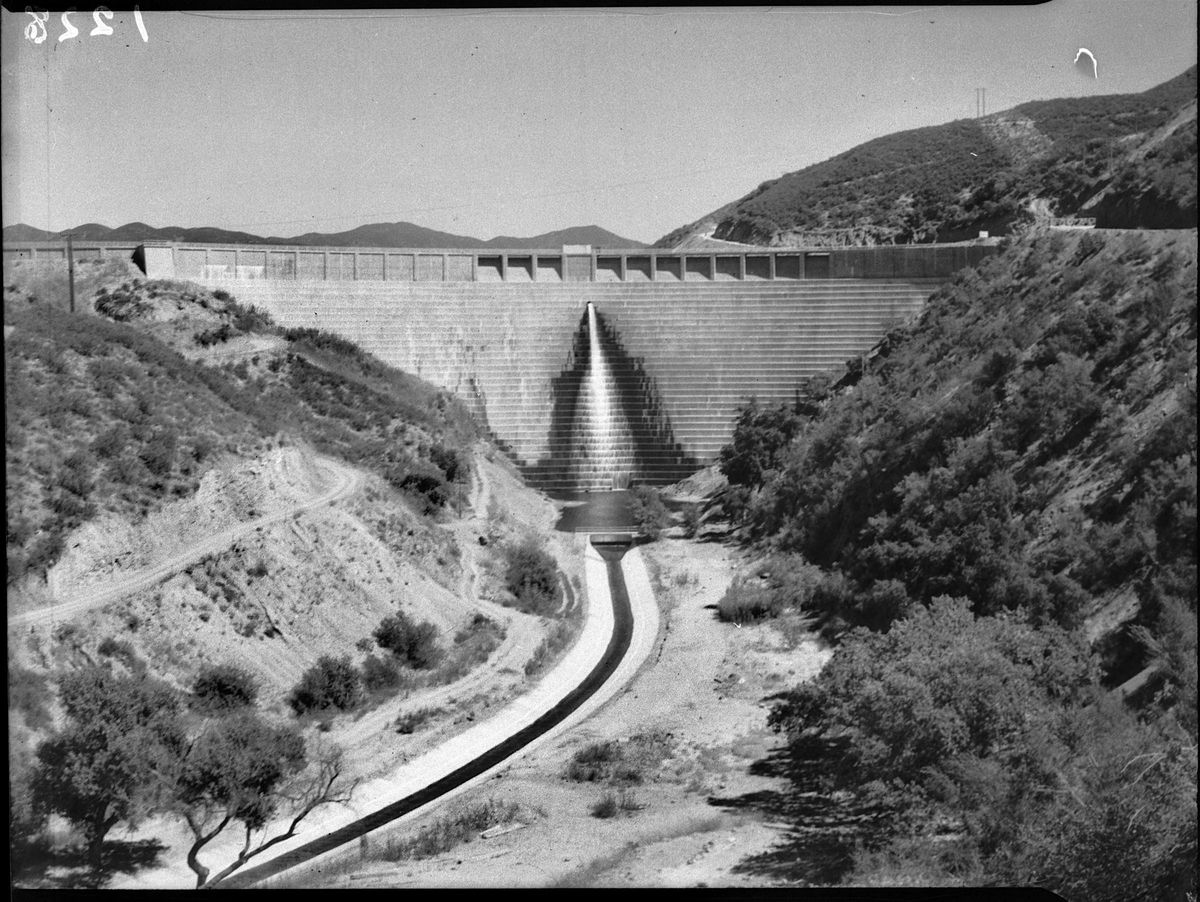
[659, 66, 1197, 248]
[2, 220, 649, 250]
[712, 227, 1197, 897]
[4, 265, 479, 586]
[5, 261, 590, 888]
[726, 228, 1196, 664]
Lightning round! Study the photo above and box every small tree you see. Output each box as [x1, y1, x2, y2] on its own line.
[169, 713, 356, 888]
[503, 540, 561, 616]
[9, 744, 47, 871]
[192, 663, 259, 714]
[287, 655, 363, 716]
[140, 426, 178, 477]
[771, 597, 1095, 787]
[719, 399, 803, 489]
[30, 668, 185, 882]
[630, 485, 672, 540]
[372, 611, 442, 670]
[360, 654, 405, 692]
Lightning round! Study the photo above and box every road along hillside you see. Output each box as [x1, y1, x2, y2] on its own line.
[8, 452, 361, 631]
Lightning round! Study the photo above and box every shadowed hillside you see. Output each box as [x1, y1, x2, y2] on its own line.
[711, 227, 1197, 898]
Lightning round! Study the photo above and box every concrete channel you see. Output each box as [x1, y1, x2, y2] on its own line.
[219, 535, 640, 888]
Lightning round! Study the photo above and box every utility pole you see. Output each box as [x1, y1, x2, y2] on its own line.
[975, 87, 987, 118]
[66, 232, 76, 313]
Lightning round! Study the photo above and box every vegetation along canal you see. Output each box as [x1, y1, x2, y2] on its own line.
[221, 537, 636, 888]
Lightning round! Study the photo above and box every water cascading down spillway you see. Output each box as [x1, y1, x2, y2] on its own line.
[577, 302, 635, 491]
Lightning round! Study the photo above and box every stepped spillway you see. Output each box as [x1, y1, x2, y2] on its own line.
[204, 278, 943, 491]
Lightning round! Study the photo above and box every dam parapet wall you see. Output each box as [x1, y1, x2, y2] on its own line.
[3, 240, 995, 284]
[134, 241, 992, 283]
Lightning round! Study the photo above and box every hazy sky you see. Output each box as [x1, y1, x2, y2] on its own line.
[2, 3, 1196, 244]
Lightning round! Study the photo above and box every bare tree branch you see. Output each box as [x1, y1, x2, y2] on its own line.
[184, 810, 233, 889]
[195, 745, 358, 888]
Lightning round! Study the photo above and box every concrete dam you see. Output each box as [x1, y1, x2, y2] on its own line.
[5, 240, 997, 492]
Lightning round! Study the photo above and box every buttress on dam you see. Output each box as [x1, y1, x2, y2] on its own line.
[5, 240, 997, 493]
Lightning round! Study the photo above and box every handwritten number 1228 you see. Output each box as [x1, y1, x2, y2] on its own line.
[24, 7, 148, 44]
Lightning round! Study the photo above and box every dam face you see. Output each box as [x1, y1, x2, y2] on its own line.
[4, 240, 997, 492]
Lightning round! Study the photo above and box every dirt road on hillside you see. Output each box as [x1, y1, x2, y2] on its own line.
[7, 457, 363, 631]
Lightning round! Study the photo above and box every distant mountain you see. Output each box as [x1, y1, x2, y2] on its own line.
[2, 224, 57, 242]
[658, 65, 1197, 248]
[2, 220, 649, 249]
[481, 225, 644, 249]
[274, 221, 485, 248]
[54, 221, 272, 245]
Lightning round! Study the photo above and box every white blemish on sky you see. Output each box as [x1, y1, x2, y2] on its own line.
[1074, 47, 1099, 79]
